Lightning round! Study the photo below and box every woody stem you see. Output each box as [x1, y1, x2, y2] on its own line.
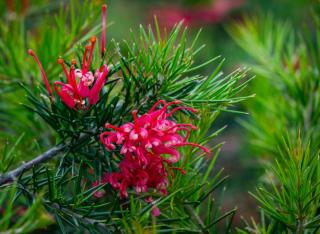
[0, 130, 96, 186]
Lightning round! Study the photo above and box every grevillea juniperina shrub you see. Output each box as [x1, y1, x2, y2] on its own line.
[1, 1, 319, 233]
[0, 2, 250, 233]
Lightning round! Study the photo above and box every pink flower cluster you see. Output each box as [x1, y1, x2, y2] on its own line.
[148, 0, 245, 28]
[95, 100, 210, 216]
[28, 5, 108, 110]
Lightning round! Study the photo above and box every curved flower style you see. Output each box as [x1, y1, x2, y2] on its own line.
[28, 5, 108, 110]
[97, 100, 210, 216]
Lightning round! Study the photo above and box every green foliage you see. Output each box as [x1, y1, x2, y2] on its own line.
[122, 23, 252, 112]
[252, 137, 320, 233]
[0, 2, 251, 232]
[21, 21, 248, 232]
[0, 184, 53, 233]
[237, 137, 320, 233]
[229, 13, 320, 233]
[29, 111, 236, 233]
[116, 111, 237, 233]
[229, 15, 320, 156]
[0, 0, 106, 145]
[0, 132, 53, 232]
[0, 133, 24, 173]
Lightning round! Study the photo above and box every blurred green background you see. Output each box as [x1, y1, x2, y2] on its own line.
[0, 0, 318, 229]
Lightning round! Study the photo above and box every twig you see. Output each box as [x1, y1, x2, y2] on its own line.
[0, 144, 66, 185]
[0, 131, 95, 186]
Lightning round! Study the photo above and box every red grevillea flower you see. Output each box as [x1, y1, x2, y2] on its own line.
[100, 100, 210, 164]
[103, 153, 168, 199]
[96, 100, 210, 215]
[28, 5, 108, 110]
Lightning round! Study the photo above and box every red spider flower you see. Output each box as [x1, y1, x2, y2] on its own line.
[28, 5, 108, 110]
[96, 100, 210, 213]
[104, 153, 168, 199]
[54, 44, 109, 109]
[100, 100, 210, 164]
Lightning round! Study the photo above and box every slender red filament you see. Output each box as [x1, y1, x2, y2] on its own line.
[166, 123, 197, 131]
[161, 100, 182, 116]
[175, 127, 191, 141]
[149, 100, 166, 113]
[53, 81, 74, 93]
[168, 167, 175, 181]
[148, 100, 182, 114]
[28, 49, 53, 97]
[105, 123, 122, 132]
[163, 100, 182, 112]
[69, 64, 80, 99]
[132, 110, 140, 132]
[57, 58, 70, 83]
[170, 166, 186, 175]
[82, 45, 90, 71]
[174, 142, 210, 155]
[166, 106, 198, 118]
[101, 4, 107, 56]
[85, 36, 96, 73]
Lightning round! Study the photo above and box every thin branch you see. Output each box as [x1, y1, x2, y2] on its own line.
[0, 144, 66, 185]
[0, 132, 95, 186]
